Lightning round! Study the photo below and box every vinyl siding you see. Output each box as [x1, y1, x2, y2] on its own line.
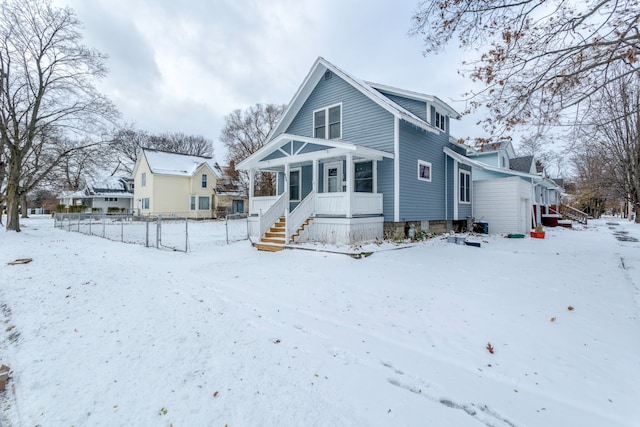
[377, 91, 427, 121]
[286, 73, 395, 152]
[398, 121, 448, 221]
[473, 176, 532, 234]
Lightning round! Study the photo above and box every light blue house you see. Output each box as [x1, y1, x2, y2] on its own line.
[237, 57, 473, 250]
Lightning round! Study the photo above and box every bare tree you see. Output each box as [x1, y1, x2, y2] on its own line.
[575, 70, 640, 221]
[410, 0, 640, 137]
[149, 132, 213, 157]
[0, 0, 118, 231]
[220, 103, 285, 195]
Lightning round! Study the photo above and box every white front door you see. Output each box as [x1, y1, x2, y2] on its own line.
[324, 162, 342, 193]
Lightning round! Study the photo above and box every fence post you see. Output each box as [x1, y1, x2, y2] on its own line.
[77, 214, 80, 232]
[185, 217, 189, 252]
[225, 215, 229, 244]
[102, 215, 106, 238]
[121, 213, 124, 242]
[145, 216, 149, 247]
[156, 215, 161, 248]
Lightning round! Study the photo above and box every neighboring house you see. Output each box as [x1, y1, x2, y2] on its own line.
[132, 148, 220, 218]
[213, 163, 249, 217]
[237, 56, 473, 249]
[58, 176, 134, 213]
[464, 141, 564, 234]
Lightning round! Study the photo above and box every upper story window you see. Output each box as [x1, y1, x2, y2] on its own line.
[201, 174, 208, 189]
[141, 172, 146, 187]
[435, 111, 446, 131]
[314, 104, 341, 139]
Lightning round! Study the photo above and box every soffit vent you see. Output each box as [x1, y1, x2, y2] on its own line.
[324, 70, 333, 80]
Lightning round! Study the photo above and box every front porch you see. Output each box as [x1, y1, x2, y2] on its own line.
[237, 133, 394, 248]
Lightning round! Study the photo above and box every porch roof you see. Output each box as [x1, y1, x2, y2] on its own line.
[236, 133, 394, 171]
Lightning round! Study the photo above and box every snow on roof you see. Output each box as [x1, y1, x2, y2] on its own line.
[143, 149, 219, 178]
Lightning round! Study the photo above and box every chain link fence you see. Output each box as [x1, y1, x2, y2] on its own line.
[53, 213, 249, 252]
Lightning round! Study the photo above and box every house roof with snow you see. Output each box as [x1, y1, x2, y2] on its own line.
[141, 148, 220, 178]
[86, 176, 133, 197]
[266, 56, 461, 143]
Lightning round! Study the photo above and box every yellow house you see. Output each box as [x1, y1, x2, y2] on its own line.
[132, 148, 220, 218]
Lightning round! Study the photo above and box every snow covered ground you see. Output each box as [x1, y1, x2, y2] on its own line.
[1, 215, 639, 426]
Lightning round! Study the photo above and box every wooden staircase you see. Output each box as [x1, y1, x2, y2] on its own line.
[254, 217, 313, 252]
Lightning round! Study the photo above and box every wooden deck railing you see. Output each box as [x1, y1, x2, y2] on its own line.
[559, 203, 589, 225]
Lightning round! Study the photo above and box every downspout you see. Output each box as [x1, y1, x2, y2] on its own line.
[444, 153, 448, 220]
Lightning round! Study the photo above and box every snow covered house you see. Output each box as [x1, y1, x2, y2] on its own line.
[132, 148, 220, 219]
[58, 176, 134, 213]
[237, 57, 474, 250]
[464, 141, 564, 234]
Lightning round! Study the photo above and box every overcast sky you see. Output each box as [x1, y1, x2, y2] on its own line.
[56, 0, 488, 161]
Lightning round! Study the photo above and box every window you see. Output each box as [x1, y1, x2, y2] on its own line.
[289, 169, 301, 201]
[201, 174, 207, 189]
[355, 161, 373, 192]
[141, 172, 146, 187]
[198, 196, 210, 210]
[460, 170, 471, 203]
[313, 104, 341, 139]
[104, 197, 119, 202]
[418, 160, 432, 182]
[190, 195, 196, 211]
[142, 197, 149, 210]
[435, 112, 446, 131]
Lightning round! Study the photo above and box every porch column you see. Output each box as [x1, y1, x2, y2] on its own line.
[346, 153, 353, 218]
[284, 163, 290, 243]
[373, 160, 378, 193]
[312, 159, 318, 193]
[249, 168, 255, 214]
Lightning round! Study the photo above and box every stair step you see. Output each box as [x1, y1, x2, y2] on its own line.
[261, 237, 285, 244]
[255, 242, 284, 252]
[265, 231, 285, 238]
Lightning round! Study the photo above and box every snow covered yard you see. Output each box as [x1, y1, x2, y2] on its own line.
[0, 216, 639, 426]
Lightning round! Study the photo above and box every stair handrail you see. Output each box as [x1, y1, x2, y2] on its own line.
[560, 203, 588, 225]
[287, 190, 316, 243]
[259, 192, 287, 238]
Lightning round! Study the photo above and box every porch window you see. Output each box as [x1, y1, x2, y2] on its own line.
[313, 104, 341, 139]
[290, 169, 301, 201]
[460, 170, 471, 203]
[198, 196, 210, 210]
[190, 195, 196, 210]
[355, 161, 373, 192]
[418, 160, 432, 182]
[201, 174, 208, 188]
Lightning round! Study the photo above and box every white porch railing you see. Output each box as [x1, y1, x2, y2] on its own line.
[250, 196, 278, 215]
[259, 192, 287, 238]
[288, 190, 316, 242]
[316, 192, 383, 216]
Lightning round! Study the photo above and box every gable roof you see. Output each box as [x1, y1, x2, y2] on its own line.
[366, 82, 460, 119]
[142, 148, 220, 178]
[509, 156, 534, 173]
[268, 56, 460, 141]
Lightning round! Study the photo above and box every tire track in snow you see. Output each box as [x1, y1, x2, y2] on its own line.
[382, 361, 518, 427]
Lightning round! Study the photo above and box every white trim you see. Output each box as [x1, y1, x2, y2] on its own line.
[417, 160, 432, 182]
[394, 116, 400, 222]
[324, 161, 342, 193]
[453, 160, 459, 220]
[365, 81, 461, 118]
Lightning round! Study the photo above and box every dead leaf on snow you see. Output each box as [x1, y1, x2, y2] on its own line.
[7, 258, 32, 265]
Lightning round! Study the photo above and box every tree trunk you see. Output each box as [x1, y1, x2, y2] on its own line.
[21, 194, 29, 218]
[6, 155, 22, 232]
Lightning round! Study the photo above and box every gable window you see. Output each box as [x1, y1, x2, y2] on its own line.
[201, 174, 208, 189]
[418, 160, 432, 182]
[142, 197, 149, 210]
[289, 169, 301, 201]
[355, 161, 373, 193]
[198, 196, 210, 210]
[190, 195, 196, 211]
[313, 104, 341, 139]
[141, 172, 146, 187]
[460, 170, 471, 203]
[435, 112, 446, 131]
